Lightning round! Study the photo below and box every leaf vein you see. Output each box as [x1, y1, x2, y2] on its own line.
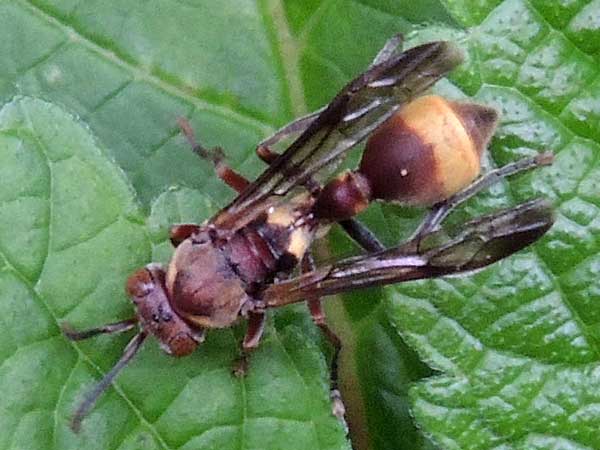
[18, 0, 276, 134]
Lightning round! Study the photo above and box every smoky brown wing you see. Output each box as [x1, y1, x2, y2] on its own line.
[211, 41, 464, 229]
[263, 199, 554, 307]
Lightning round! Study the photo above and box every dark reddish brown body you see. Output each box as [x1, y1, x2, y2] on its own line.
[166, 233, 248, 329]
[129, 95, 499, 350]
[63, 39, 554, 433]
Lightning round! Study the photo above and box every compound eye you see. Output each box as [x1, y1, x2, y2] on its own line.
[126, 269, 155, 298]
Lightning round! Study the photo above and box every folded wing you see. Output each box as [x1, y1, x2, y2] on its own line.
[212, 41, 464, 230]
[263, 199, 554, 306]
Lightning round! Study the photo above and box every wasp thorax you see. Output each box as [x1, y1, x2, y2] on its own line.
[126, 265, 202, 357]
[166, 232, 248, 329]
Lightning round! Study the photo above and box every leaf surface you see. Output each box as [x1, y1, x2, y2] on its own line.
[1, 1, 599, 450]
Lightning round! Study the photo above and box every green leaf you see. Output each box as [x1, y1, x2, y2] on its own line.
[0, 96, 150, 448]
[2, 1, 599, 450]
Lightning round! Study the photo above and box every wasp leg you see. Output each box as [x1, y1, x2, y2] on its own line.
[413, 152, 554, 241]
[255, 143, 279, 164]
[339, 219, 385, 253]
[243, 311, 267, 350]
[302, 253, 345, 420]
[256, 109, 325, 164]
[62, 318, 138, 341]
[233, 311, 267, 377]
[169, 223, 201, 247]
[178, 117, 250, 193]
[370, 33, 403, 66]
[256, 118, 325, 194]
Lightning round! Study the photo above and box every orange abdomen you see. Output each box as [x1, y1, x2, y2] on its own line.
[359, 95, 497, 205]
[314, 95, 499, 221]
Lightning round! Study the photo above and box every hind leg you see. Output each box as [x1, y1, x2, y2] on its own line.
[302, 253, 345, 420]
[413, 152, 554, 241]
[233, 311, 267, 377]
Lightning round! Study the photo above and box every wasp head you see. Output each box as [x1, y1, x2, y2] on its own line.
[126, 264, 204, 356]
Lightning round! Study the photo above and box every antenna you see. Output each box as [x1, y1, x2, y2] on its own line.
[62, 318, 137, 341]
[70, 331, 147, 432]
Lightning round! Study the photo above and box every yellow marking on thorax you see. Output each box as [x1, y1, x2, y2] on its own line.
[266, 193, 313, 227]
[265, 194, 315, 261]
[287, 227, 312, 260]
[166, 239, 191, 293]
[267, 207, 295, 227]
[181, 313, 215, 329]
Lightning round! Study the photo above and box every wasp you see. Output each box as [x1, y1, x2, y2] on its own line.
[62, 35, 554, 431]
